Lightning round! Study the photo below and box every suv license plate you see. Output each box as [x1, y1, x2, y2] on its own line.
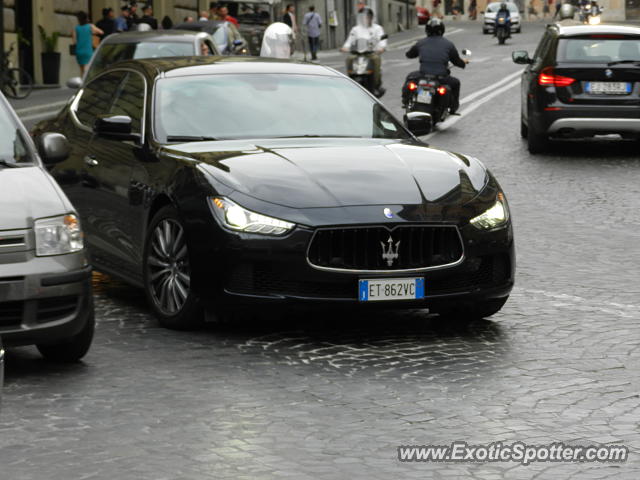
[417, 88, 432, 104]
[359, 278, 425, 302]
[586, 81, 631, 95]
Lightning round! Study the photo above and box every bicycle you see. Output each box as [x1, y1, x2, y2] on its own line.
[1, 43, 33, 99]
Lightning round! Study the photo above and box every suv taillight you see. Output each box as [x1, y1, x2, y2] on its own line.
[538, 67, 575, 87]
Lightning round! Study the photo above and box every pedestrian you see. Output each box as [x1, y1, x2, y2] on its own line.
[139, 4, 158, 30]
[71, 11, 103, 76]
[209, 2, 219, 19]
[282, 4, 298, 36]
[543, 0, 551, 17]
[127, 1, 140, 30]
[432, 0, 442, 17]
[184, 15, 195, 22]
[161, 15, 173, 29]
[553, 0, 563, 18]
[469, 0, 477, 20]
[217, 5, 239, 26]
[96, 8, 116, 40]
[199, 10, 209, 21]
[303, 6, 322, 60]
[115, 5, 130, 32]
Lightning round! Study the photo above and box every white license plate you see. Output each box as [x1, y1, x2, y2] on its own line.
[417, 89, 432, 104]
[359, 278, 425, 302]
[586, 81, 631, 95]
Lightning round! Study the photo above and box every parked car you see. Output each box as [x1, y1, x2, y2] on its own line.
[483, 2, 521, 34]
[0, 93, 94, 362]
[417, 7, 431, 25]
[66, 30, 220, 88]
[34, 57, 514, 330]
[513, 23, 640, 153]
[173, 20, 248, 55]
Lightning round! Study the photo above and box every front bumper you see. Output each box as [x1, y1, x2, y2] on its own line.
[192, 221, 515, 312]
[0, 251, 93, 347]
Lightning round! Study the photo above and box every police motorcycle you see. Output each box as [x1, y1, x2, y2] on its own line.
[403, 49, 471, 134]
[495, 9, 511, 44]
[581, 2, 603, 24]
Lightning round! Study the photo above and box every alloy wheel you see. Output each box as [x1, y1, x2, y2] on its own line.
[146, 219, 191, 315]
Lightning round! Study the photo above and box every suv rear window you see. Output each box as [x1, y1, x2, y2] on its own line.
[557, 36, 640, 63]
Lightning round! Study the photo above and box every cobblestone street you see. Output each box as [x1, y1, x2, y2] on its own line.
[2, 21, 640, 479]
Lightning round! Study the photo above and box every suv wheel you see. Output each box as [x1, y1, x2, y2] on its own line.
[143, 205, 203, 330]
[37, 302, 95, 362]
[527, 122, 548, 154]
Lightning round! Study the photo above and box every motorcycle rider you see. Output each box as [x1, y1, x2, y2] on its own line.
[341, 8, 387, 97]
[495, 2, 511, 37]
[260, 21, 294, 58]
[403, 18, 468, 113]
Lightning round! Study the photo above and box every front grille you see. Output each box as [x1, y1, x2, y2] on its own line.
[0, 301, 24, 327]
[36, 296, 79, 323]
[307, 226, 463, 271]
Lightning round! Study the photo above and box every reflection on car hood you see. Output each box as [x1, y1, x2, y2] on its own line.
[0, 166, 67, 229]
[165, 138, 488, 208]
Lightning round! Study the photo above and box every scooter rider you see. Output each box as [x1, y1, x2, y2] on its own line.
[403, 18, 468, 113]
[495, 2, 511, 36]
[341, 8, 387, 96]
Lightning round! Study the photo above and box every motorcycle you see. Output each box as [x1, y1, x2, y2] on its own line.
[402, 49, 471, 135]
[495, 16, 510, 45]
[580, 5, 602, 24]
[345, 34, 388, 98]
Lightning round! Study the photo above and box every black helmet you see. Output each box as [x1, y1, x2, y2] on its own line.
[426, 17, 445, 36]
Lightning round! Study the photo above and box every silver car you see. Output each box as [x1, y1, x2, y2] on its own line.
[0, 93, 94, 362]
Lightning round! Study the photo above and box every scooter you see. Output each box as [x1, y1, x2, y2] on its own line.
[402, 49, 471, 135]
[495, 16, 510, 45]
[345, 34, 388, 98]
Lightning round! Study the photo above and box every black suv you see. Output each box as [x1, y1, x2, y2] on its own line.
[513, 24, 640, 153]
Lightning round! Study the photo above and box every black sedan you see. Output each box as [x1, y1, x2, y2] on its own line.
[513, 24, 640, 153]
[34, 57, 515, 329]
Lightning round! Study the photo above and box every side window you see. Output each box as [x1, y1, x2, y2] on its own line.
[75, 72, 123, 128]
[533, 32, 551, 63]
[109, 72, 146, 134]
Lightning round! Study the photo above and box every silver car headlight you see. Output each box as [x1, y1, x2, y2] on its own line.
[470, 192, 509, 230]
[34, 214, 84, 256]
[210, 197, 295, 235]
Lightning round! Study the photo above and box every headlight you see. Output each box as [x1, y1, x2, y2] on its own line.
[210, 197, 295, 235]
[34, 214, 83, 256]
[470, 192, 509, 229]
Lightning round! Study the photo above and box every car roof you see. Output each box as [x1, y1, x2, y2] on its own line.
[109, 56, 343, 79]
[551, 24, 640, 37]
[101, 30, 204, 45]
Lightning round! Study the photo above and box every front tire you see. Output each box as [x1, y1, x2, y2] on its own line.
[37, 303, 95, 362]
[143, 205, 203, 330]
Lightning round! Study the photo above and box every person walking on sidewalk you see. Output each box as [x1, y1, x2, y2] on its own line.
[139, 4, 158, 30]
[303, 6, 322, 61]
[72, 11, 103, 75]
[96, 8, 116, 40]
[282, 5, 298, 37]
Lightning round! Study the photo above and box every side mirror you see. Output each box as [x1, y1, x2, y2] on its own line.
[37, 132, 71, 165]
[404, 111, 432, 137]
[93, 114, 140, 141]
[512, 50, 532, 64]
[66, 77, 83, 89]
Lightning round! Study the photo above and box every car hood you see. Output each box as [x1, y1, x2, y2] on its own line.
[0, 166, 68, 230]
[164, 138, 488, 209]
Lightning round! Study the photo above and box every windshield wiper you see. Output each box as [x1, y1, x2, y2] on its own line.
[606, 60, 640, 66]
[271, 135, 365, 139]
[0, 158, 19, 168]
[165, 135, 218, 142]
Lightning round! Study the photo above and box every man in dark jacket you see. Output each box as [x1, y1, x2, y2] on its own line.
[96, 8, 116, 40]
[139, 4, 158, 29]
[403, 18, 468, 113]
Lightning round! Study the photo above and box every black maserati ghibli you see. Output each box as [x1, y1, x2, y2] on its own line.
[34, 57, 515, 329]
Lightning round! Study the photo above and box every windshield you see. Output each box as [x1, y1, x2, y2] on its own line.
[558, 37, 640, 63]
[89, 42, 196, 80]
[487, 3, 518, 13]
[231, 2, 272, 24]
[154, 74, 410, 142]
[0, 103, 32, 165]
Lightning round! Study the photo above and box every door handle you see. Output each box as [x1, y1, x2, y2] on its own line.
[84, 155, 98, 167]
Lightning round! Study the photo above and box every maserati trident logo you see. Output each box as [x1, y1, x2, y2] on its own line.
[605, 69, 613, 78]
[380, 236, 401, 267]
